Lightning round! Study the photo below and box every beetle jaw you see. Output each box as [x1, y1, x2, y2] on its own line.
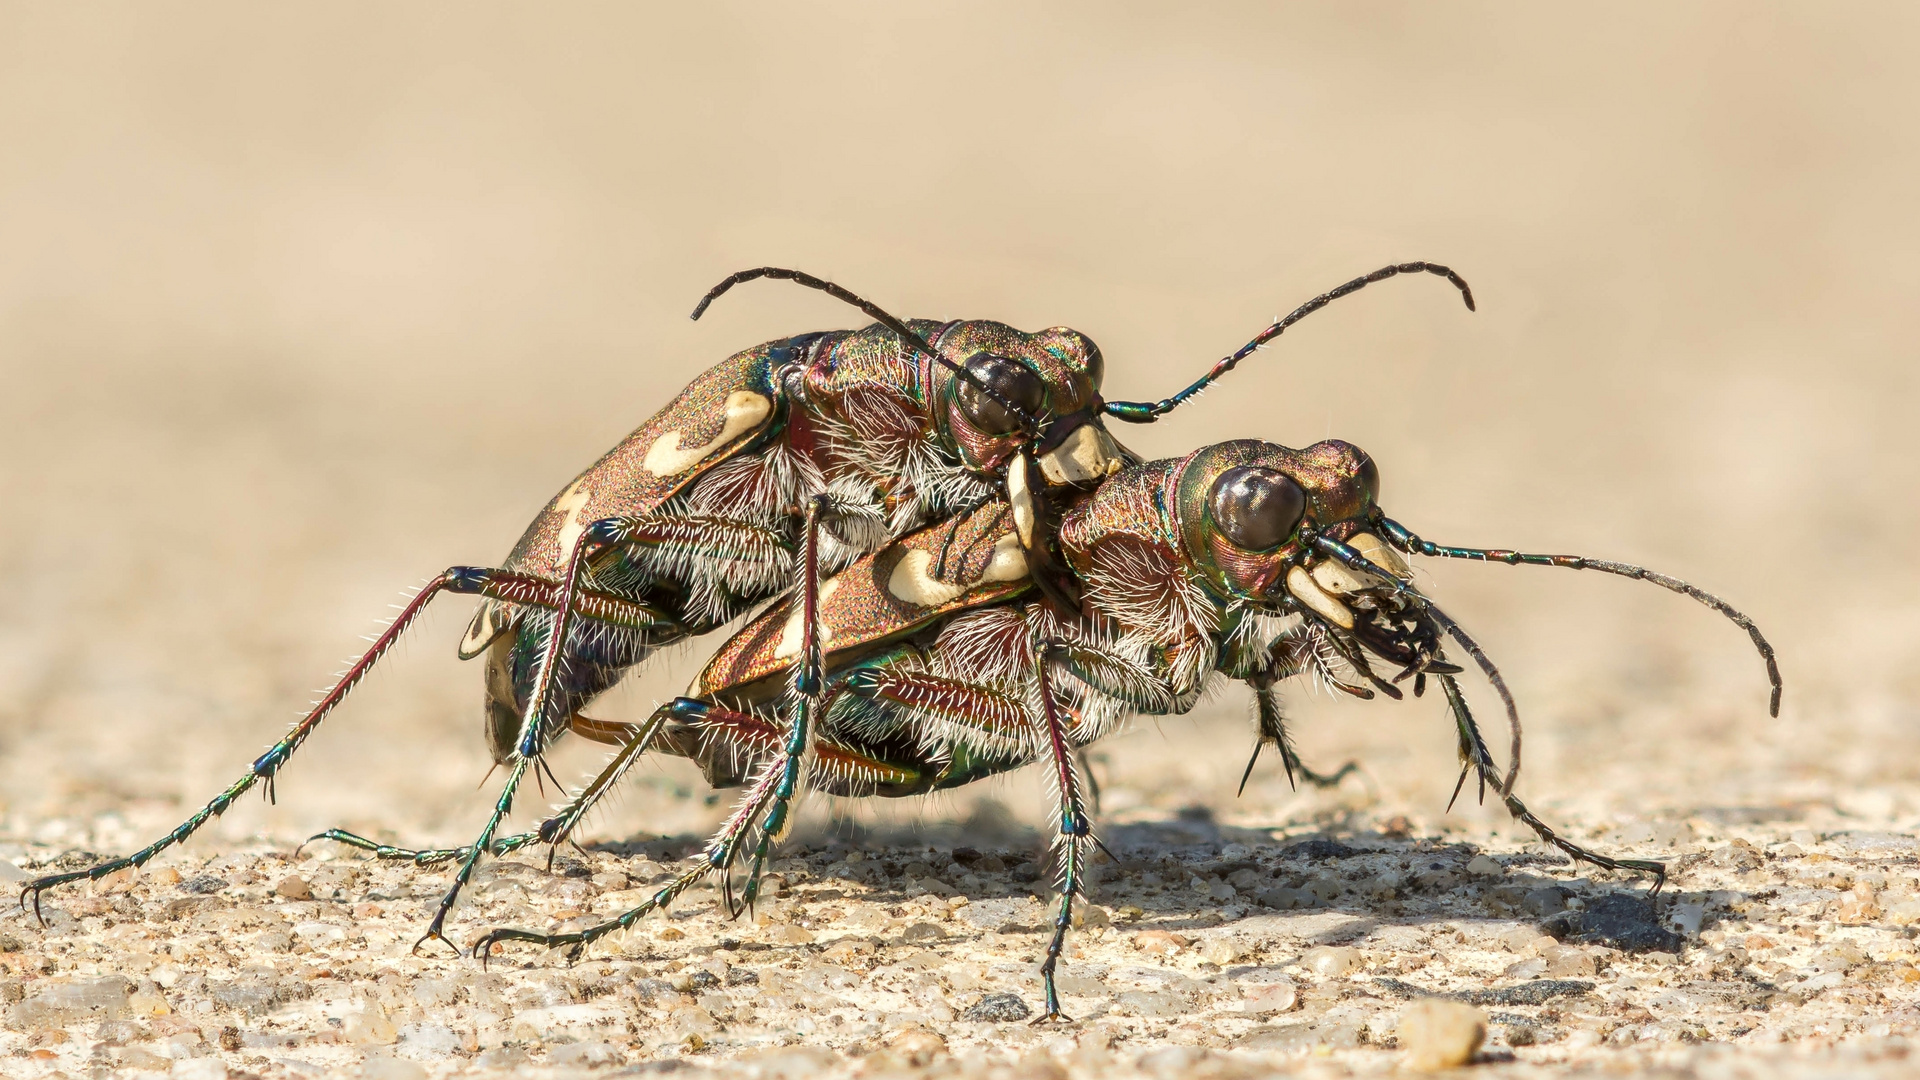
[1271, 530, 1415, 628]
[1204, 524, 1415, 622]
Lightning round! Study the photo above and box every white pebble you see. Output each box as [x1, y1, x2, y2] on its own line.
[1398, 999, 1487, 1070]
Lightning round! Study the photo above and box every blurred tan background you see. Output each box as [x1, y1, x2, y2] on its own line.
[2, 3, 1916, 857]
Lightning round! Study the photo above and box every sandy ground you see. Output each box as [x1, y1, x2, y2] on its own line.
[4, 3, 1920, 1077]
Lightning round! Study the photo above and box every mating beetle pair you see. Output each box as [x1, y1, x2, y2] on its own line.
[20, 264, 1781, 1022]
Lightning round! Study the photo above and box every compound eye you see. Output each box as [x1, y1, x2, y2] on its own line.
[957, 354, 1046, 435]
[1080, 341, 1105, 389]
[1356, 450, 1380, 505]
[1209, 466, 1307, 551]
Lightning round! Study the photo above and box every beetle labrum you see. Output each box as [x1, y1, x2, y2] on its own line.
[448, 437, 1780, 1021]
[17, 263, 1476, 952]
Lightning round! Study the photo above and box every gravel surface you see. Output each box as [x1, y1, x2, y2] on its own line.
[6, 735, 1920, 1078]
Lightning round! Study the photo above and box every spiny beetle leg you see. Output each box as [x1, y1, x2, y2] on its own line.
[735, 496, 832, 914]
[20, 567, 477, 924]
[1439, 674, 1667, 896]
[423, 515, 645, 951]
[1242, 681, 1359, 796]
[476, 755, 785, 965]
[452, 702, 677, 869]
[301, 829, 543, 868]
[1031, 641, 1093, 1025]
[1076, 748, 1103, 816]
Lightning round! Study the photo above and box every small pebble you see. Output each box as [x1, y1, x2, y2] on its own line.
[885, 1025, 948, 1065]
[1302, 945, 1359, 977]
[1541, 944, 1598, 977]
[551, 1041, 623, 1066]
[963, 992, 1032, 1022]
[1240, 978, 1297, 1014]
[1199, 936, 1245, 964]
[345, 1005, 398, 1045]
[1399, 999, 1487, 1070]
[274, 875, 314, 901]
[1132, 930, 1190, 956]
[1466, 855, 1504, 877]
[181, 873, 227, 895]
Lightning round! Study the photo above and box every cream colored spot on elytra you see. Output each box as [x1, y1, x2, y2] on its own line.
[643, 391, 772, 477]
[887, 533, 1028, 608]
[773, 576, 843, 660]
[554, 479, 593, 559]
[457, 600, 511, 660]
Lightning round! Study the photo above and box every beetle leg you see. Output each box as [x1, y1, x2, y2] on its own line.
[1438, 673, 1666, 894]
[1031, 641, 1092, 1024]
[418, 514, 642, 954]
[1239, 680, 1360, 796]
[736, 496, 833, 913]
[420, 505, 791, 950]
[472, 751, 788, 963]
[18, 566, 486, 924]
[305, 701, 678, 868]
[1077, 749, 1103, 816]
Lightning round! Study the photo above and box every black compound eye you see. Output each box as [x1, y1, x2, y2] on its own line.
[1209, 466, 1307, 551]
[957, 354, 1045, 435]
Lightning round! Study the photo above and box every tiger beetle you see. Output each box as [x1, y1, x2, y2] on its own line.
[449, 436, 1779, 1022]
[18, 261, 1477, 963]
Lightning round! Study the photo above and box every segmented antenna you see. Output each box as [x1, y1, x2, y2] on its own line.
[690, 266, 1041, 437]
[1376, 518, 1783, 717]
[1104, 262, 1476, 424]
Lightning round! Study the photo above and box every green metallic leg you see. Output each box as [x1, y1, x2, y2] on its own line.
[1238, 680, 1360, 796]
[736, 496, 830, 914]
[19, 569, 477, 923]
[304, 828, 543, 868]
[1031, 642, 1092, 1024]
[472, 755, 786, 960]
[1437, 673, 1666, 894]
[307, 698, 675, 870]
[416, 516, 634, 952]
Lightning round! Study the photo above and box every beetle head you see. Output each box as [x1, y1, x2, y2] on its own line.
[930, 322, 1124, 485]
[1163, 438, 1390, 607]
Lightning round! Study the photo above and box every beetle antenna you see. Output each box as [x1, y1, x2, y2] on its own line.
[1104, 262, 1475, 424]
[1377, 518, 1783, 718]
[691, 266, 1041, 436]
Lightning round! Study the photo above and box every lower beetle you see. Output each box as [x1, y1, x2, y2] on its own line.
[451, 438, 1779, 1021]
